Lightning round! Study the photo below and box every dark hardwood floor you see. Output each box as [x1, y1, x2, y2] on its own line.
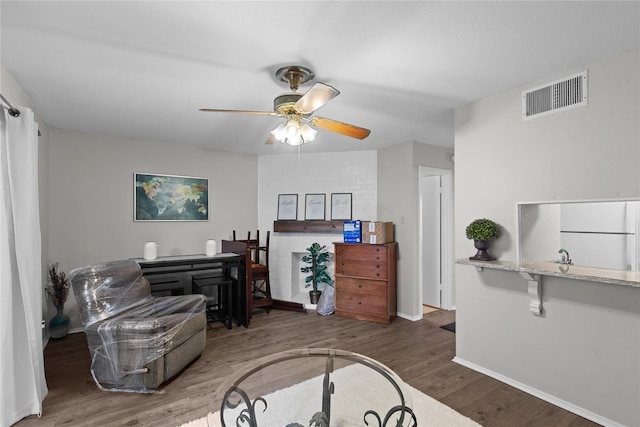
[14, 309, 599, 427]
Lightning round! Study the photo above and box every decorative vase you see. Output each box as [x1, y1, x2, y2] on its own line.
[49, 305, 70, 339]
[144, 241, 158, 260]
[309, 290, 322, 305]
[205, 239, 217, 256]
[470, 239, 496, 261]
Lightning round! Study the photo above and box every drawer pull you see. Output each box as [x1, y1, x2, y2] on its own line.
[358, 284, 362, 288]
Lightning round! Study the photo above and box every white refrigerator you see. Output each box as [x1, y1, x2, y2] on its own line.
[560, 201, 638, 271]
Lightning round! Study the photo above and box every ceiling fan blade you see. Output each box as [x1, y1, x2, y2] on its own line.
[294, 83, 340, 115]
[310, 117, 371, 140]
[199, 108, 277, 116]
[265, 134, 277, 145]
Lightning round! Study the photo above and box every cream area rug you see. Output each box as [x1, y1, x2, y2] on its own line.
[177, 364, 481, 427]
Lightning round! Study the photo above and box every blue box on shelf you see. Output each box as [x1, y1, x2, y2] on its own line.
[343, 220, 362, 243]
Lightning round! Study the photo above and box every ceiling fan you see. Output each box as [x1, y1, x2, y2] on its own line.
[200, 65, 371, 146]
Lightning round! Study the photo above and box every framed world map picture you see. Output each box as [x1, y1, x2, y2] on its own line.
[134, 173, 209, 221]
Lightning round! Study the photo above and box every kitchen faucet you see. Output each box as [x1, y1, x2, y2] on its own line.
[556, 248, 573, 265]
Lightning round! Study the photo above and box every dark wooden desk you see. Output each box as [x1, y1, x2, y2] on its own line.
[133, 253, 249, 328]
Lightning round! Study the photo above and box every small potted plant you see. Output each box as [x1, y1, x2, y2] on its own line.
[300, 243, 334, 304]
[45, 261, 71, 339]
[465, 218, 499, 261]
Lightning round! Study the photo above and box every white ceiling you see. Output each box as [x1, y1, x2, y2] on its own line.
[2, 1, 639, 155]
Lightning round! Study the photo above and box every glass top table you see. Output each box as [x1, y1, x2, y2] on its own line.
[216, 348, 416, 427]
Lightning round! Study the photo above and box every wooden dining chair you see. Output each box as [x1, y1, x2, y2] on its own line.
[233, 230, 273, 313]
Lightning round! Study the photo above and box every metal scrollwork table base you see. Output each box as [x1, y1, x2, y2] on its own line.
[217, 348, 417, 427]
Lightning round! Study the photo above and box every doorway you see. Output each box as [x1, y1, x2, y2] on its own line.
[419, 166, 453, 312]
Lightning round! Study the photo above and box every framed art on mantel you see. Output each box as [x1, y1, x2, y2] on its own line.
[277, 194, 298, 220]
[134, 173, 209, 221]
[331, 193, 352, 220]
[305, 193, 326, 220]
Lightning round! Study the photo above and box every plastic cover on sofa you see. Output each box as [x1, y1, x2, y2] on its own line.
[69, 259, 207, 393]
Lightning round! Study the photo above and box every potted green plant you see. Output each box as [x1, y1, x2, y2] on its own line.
[300, 243, 334, 304]
[465, 218, 499, 261]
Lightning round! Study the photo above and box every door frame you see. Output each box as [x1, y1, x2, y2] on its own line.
[418, 166, 454, 312]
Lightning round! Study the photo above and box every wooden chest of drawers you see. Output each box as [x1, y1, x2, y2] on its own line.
[333, 242, 397, 324]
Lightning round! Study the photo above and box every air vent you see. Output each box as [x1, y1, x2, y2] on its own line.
[522, 71, 588, 120]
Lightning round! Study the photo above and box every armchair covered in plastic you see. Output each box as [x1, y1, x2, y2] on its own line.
[69, 259, 207, 393]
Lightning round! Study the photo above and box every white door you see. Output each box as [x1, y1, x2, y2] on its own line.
[422, 175, 441, 307]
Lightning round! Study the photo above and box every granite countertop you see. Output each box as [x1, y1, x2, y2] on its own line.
[457, 258, 640, 288]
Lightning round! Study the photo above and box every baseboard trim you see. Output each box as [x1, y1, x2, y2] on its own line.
[397, 312, 422, 322]
[452, 357, 625, 427]
[271, 299, 307, 313]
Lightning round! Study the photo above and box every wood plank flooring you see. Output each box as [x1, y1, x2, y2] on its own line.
[14, 309, 600, 427]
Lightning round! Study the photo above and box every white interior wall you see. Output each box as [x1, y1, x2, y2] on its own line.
[377, 143, 413, 316]
[257, 151, 377, 306]
[518, 203, 561, 262]
[454, 49, 640, 426]
[378, 142, 454, 320]
[49, 129, 259, 330]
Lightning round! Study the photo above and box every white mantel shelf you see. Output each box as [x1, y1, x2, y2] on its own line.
[457, 258, 640, 316]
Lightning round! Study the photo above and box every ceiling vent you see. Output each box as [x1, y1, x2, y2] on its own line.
[522, 71, 588, 120]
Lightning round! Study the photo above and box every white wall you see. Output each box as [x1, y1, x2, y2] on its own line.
[518, 203, 561, 262]
[49, 128, 258, 330]
[258, 145, 455, 316]
[378, 142, 454, 319]
[257, 151, 377, 306]
[454, 49, 640, 426]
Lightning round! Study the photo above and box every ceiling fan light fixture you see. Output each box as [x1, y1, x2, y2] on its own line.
[285, 120, 300, 140]
[271, 118, 317, 146]
[270, 123, 287, 140]
[202, 64, 371, 144]
[299, 122, 318, 142]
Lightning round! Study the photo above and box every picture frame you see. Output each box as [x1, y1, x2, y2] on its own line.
[134, 172, 209, 221]
[277, 194, 298, 220]
[331, 193, 353, 220]
[305, 193, 326, 220]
